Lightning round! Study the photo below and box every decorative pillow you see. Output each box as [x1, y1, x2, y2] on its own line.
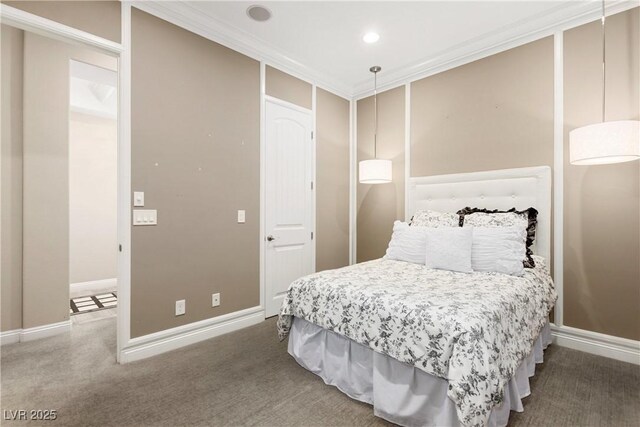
[384, 221, 429, 264]
[531, 254, 546, 270]
[457, 207, 538, 268]
[410, 209, 460, 227]
[424, 227, 473, 273]
[471, 226, 526, 276]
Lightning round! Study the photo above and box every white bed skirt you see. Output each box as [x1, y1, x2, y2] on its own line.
[288, 317, 551, 427]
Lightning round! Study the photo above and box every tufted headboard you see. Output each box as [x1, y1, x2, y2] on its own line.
[406, 166, 552, 261]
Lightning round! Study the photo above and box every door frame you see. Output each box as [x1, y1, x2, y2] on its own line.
[260, 85, 316, 318]
[0, 3, 129, 361]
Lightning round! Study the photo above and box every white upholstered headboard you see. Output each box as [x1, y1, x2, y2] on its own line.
[406, 166, 552, 261]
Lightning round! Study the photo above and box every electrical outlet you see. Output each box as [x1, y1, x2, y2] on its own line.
[211, 293, 220, 307]
[175, 299, 186, 316]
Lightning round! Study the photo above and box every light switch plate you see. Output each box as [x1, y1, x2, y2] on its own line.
[212, 293, 220, 307]
[133, 209, 157, 226]
[237, 210, 246, 223]
[133, 191, 145, 207]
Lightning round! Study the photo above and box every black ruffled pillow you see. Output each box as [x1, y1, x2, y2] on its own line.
[456, 207, 538, 268]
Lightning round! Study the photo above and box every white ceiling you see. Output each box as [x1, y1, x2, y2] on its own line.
[70, 60, 118, 119]
[179, 1, 633, 97]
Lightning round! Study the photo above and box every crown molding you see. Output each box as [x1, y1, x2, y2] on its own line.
[352, 0, 639, 99]
[0, 3, 122, 55]
[132, 1, 352, 99]
[130, 1, 637, 100]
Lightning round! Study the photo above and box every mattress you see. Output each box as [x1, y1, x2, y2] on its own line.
[277, 256, 557, 426]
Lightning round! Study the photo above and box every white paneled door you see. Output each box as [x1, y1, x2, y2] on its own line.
[265, 99, 314, 318]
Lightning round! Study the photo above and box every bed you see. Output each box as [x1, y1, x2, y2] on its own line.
[277, 166, 557, 427]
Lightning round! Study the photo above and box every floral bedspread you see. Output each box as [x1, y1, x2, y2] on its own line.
[277, 255, 556, 427]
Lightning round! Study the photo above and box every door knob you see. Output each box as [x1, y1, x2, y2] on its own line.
[266, 235, 275, 241]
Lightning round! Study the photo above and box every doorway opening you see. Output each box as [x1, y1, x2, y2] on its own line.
[68, 60, 118, 324]
[1, 22, 121, 350]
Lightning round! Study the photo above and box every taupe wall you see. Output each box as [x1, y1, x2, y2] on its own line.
[2, 0, 121, 43]
[410, 36, 555, 273]
[564, 8, 640, 341]
[265, 66, 312, 109]
[1, 5, 118, 331]
[1, 25, 24, 332]
[21, 32, 116, 329]
[359, 41, 554, 277]
[131, 9, 260, 338]
[6, 0, 633, 344]
[357, 86, 405, 262]
[69, 113, 118, 284]
[316, 88, 350, 271]
[356, 9, 639, 341]
[410, 37, 554, 177]
[22, 33, 67, 329]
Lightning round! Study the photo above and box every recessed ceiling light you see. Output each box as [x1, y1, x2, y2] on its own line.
[247, 5, 272, 22]
[363, 32, 380, 44]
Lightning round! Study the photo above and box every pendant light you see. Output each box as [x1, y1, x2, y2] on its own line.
[359, 66, 392, 184]
[569, 0, 640, 165]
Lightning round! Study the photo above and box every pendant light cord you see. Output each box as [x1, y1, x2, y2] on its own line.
[601, 0, 606, 122]
[373, 70, 378, 159]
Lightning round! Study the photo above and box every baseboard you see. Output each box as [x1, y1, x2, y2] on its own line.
[119, 306, 265, 363]
[70, 278, 117, 297]
[1, 321, 72, 346]
[551, 324, 640, 365]
[15, 320, 72, 343]
[0, 329, 21, 346]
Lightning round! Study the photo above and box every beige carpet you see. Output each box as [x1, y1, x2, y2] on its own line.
[1, 317, 638, 426]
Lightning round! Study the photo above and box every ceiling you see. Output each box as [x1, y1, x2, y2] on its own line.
[180, 1, 627, 97]
[70, 60, 118, 119]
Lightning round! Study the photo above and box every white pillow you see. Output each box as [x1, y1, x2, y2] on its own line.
[384, 221, 428, 264]
[424, 227, 473, 273]
[471, 227, 526, 276]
